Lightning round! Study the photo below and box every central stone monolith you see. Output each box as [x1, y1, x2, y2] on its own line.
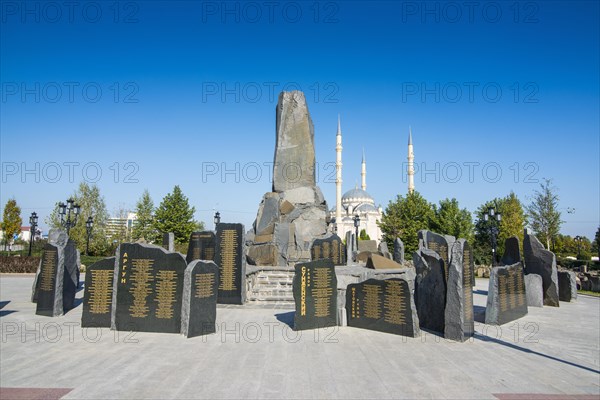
[247, 91, 328, 266]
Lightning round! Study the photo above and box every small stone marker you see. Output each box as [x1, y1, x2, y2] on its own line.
[558, 271, 577, 302]
[162, 232, 175, 252]
[413, 248, 446, 334]
[485, 262, 528, 325]
[501, 236, 521, 266]
[82, 257, 116, 328]
[186, 231, 216, 264]
[524, 232, 559, 307]
[181, 260, 219, 338]
[215, 223, 246, 304]
[311, 234, 346, 265]
[345, 231, 353, 265]
[346, 278, 419, 337]
[444, 239, 474, 342]
[293, 259, 337, 331]
[357, 240, 378, 253]
[525, 274, 544, 307]
[393, 238, 405, 264]
[111, 243, 186, 333]
[378, 241, 392, 259]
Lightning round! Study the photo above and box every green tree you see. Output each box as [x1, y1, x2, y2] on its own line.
[526, 179, 563, 250]
[498, 192, 526, 252]
[431, 198, 474, 242]
[1, 198, 22, 252]
[359, 229, 371, 241]
[132, 189, 156, 242]
[593, 227, 600, 260]
[46, 182, 110, 256]
[152, 185, 197, 244]
[474, 199, 501, 265]
[379, 191, 434, 255]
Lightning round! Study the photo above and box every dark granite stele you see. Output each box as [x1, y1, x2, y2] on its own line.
[293, 259, 337, 331]
[485, 262, 528, 325]
[181, 260, 219, 338]
[311, 234, 346, 266]
[346, 277, 419, 337]
[186, 231, 216, 264]
[35, 242, 64, 317]
[215, 223, 246, 304]
[111, 243, 187, 334]
[82, 257, 116, 328]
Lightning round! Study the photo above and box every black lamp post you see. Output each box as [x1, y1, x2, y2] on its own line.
[574, 235, 583, 258]
[214, 211, 221, 230]
[484, 206, 502, 266]
[28, 212, 38, 256]
[353, 214, 360, 245]
[85, 216, 94, 256]
[58, 198, 81, 235]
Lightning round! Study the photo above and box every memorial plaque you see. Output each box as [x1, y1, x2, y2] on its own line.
[444, 240, 474, 342]
[111, 243, 186, 333]
[82, 257, 116, 328]
[293, 259, 337, 331]
[346, 278, 419, 337]
[181, 260, 219, 338]
[186, 231, 216, 264]
[418, 230, 455, 280]
[215, 223, 246, 304]
[311, 234, 346, 265]
[413, 248, 446, 334]
[36, 243, 64, 317]
[524, 232, 559, 307]
[485, 262, 528, 325]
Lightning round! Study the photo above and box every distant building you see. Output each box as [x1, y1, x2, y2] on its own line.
[330, 116, 383, 243]
[106, 212, 137, 240]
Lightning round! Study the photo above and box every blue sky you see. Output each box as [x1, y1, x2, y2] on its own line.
[1, 1, 599, 239]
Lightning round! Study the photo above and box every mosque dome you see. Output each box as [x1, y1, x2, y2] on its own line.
[341, 188, 375, 207]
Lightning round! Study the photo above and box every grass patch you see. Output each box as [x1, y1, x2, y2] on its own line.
[578, 290, 600, 297]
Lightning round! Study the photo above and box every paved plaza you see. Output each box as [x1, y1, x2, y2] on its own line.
[1, 274, 598, 399]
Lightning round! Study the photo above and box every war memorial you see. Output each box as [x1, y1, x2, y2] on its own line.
[1, 91, 598, 399]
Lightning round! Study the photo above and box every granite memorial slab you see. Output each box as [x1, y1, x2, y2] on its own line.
[346, 277, 419, 337]
[111, 243, 186, 333]
[501, 236, 521, 266]
[82, 257, 116, 328]
[35, 242, 65, 317]
[186, 231, 216, 264]
[311, 234, 346, 265]
[181, 260, 219, 338]
[215, 223, 246, 304]
[413, 248, 446, 334]
[525, 273, 544, 307]
[558, 270, 577, 302]
[162, 232, 175, 252]
[444, 239, 474, 342]
[485, 262, 528, 325]
[293, 259, 337, 331]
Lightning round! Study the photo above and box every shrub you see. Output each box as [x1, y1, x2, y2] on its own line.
[0, 256, 40, 273]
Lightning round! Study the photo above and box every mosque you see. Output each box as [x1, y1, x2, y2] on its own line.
[329, 117, 415, 244]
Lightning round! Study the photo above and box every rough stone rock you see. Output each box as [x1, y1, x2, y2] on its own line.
[558, 271, 577, 302]
[247, 243, 278, 266]
[393, 238, 405, 264]
[356, 251, 373, 263]
[255, 193, 280, 235]
[524, 232, 559, 307]
[280, 200, 295, 215]
[378, 241, 392, 259]
[525, 274, 544, 307]
[444, 239, 474, 342]
[413, 249, 446, 334]
[254, 233, 274, 244]
[273, 91, 316, 192]
[358, 240, 378, 253]
[485, 262, 528, 325]
[282, 186, 324, 205]
[501, 236, 521, 266]
[366, 254, 403, 270]
[418, 230, 455, 277]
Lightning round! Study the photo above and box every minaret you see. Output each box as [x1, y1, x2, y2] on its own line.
[361, 148, 367, 191]
[335, 115, 343, 224]
[408, 126, 415, 193]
